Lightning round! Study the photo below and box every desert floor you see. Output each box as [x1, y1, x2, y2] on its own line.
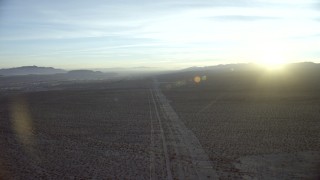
[0, 78, 319, 179]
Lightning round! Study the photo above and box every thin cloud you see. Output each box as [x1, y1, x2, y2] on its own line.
[206, 15, 280, 21]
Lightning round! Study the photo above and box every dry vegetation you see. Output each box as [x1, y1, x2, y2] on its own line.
[161, 74, 320, 179]
[0, 86, 153, 179]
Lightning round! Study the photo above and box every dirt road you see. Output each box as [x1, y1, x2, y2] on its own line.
[149, 79, 217, 179]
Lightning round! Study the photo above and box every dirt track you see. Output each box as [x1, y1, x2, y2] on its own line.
[149, 79, 217, 179]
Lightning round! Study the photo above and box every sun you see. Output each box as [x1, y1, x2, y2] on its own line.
[249, 42, 289, 70]
[257, 54, 287, 70]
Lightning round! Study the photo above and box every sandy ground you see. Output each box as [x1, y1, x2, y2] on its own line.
[0, 81, 217, 179]
[1, 78, 319, 179]
[163, 88, 320, 179]
[234, 151, 320, 179]
[0, 88, 152, 179]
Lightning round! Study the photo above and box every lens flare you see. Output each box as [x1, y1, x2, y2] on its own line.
[10, 96, 35, 149]
[194, 76, 201, 83]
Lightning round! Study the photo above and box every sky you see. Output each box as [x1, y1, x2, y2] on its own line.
[0, 0, 319, 69]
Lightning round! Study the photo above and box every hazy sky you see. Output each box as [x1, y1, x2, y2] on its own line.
[0, 0, 319, 69]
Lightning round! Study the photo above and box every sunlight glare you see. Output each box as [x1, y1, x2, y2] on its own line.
[258, 54, 287, 70]
[250, 41, 289, 70]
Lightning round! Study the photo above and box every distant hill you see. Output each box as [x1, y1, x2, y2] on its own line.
[182, 62, 320, 72]
[66, 70, 116, 80]
[67, 70, 104, 75]
[158, 62, 320, 91]
[0, 66, 66, 76]
[286, 62, 320, 72]
[182, 63, 264, 72]
[91, 66, 163, 75]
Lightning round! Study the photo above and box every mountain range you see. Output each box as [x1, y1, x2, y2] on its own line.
[1, 62, 320, 77]
[0, 66, 66, 76]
